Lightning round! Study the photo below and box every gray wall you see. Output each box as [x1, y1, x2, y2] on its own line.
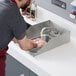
[36, 0, 76, 24]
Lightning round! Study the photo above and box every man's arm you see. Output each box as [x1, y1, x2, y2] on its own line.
[12, 36, 46, 51]
[12, 36, 37, 50]
[17, 36, 37, 50]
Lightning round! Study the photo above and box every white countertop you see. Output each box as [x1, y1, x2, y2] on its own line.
[8, 6, 76, 76]
[35, 38, 76, 76]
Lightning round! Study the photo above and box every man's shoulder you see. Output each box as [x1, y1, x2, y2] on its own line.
[0, 0, 18, 11]
[0, 0, 20, 20]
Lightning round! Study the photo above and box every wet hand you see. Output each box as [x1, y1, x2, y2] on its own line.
[33, 38, 46, 48]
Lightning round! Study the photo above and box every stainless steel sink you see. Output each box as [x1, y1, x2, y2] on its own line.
[26, 20, 70, 56]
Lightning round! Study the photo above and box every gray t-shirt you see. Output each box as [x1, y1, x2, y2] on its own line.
[0, 0, 31, 51]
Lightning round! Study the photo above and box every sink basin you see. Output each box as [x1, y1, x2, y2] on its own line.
[26, 20, 70, 56]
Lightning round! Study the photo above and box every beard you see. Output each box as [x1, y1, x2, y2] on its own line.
[21, 0, 31, 11]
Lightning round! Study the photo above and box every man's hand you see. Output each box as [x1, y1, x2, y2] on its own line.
[33, 38, 46, 48]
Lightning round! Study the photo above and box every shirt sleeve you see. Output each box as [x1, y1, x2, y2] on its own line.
[7, 5, 31, 40]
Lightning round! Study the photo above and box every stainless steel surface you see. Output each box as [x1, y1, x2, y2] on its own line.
[26, 20, 70, 56]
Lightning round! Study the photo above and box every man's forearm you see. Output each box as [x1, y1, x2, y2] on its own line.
[17, 36, 37, 50]
[12, 36, 46, 51]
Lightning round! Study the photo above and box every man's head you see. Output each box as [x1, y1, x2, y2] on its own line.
[15, 0, 31, 9]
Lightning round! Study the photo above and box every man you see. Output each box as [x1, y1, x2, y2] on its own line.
[0, 0, 46, 76]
